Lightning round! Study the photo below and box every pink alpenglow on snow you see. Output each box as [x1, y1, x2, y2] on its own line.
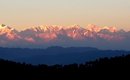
[0, 24, 130, 50]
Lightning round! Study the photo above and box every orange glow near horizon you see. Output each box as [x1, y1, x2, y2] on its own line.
[0, 0, 130, 31]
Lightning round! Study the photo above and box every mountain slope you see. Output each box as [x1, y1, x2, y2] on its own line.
[0, 24, 130, 50]
[0, 47, 129, 65]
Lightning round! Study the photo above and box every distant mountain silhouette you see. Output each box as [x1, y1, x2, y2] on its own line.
[0, 47, 129, 65]
[0, 54, 130, 79]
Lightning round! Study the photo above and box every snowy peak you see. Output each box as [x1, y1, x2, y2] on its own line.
[102, 26, 117, 32]
[28, 25, 62, 33]
[0, 24, 9, 29]
[0, 24, 129, 49]
[0, 24, 19, 40]
[86, 24, 117, 33]
[66, 24, 81, 29]
[24, 24, 118, 34]
[86, 24, 101, 32]
[20, 24, 123, 41]
[0, 24, 15, 31]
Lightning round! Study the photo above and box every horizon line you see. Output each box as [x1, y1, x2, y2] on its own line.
[0, 23, 129, 31]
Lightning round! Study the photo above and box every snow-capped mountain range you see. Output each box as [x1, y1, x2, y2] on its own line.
[0, 24, 130, 50]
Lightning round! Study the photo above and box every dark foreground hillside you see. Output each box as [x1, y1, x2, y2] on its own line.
[0, 54, 130, 80]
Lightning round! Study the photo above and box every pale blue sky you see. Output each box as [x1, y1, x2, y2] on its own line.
[0, 0, 130, 30]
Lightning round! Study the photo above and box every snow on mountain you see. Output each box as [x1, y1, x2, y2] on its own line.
[0, 24, 20, 41]
[0, 24, 124, 41]
[86, 24, 101, 32]
[0, 24, 130, 49]
[0, 24, 125, 41]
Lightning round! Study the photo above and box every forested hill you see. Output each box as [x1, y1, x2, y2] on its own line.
[0, 54, 130, 79]
[0, 47, 129, 65]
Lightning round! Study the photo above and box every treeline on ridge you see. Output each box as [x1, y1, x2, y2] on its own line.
[0, 54, 130, 79]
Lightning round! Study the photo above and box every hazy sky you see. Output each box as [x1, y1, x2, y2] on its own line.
[0, 0, 130, 30]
